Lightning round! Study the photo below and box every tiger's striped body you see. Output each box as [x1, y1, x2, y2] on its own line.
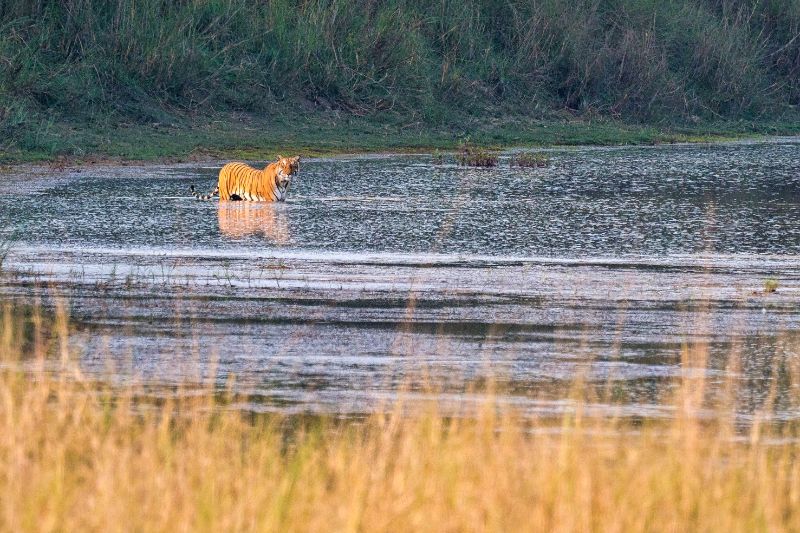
[191, 156, 299, 202]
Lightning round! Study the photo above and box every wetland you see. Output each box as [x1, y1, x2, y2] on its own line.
[2, 138, 799, 420]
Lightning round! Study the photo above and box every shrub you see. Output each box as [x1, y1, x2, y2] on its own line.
[511, 151, 549, 167]
[457, 142, 498, 167]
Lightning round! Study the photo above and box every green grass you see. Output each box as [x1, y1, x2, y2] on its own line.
[2, 112, 799, 164]
[1, 0, 800, 163]
[456, 141, 499, 167]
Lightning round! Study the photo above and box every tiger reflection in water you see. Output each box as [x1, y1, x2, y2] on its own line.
[217, 201, 289, 244]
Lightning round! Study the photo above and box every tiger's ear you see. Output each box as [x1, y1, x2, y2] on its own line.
[276, 155, 284, 161]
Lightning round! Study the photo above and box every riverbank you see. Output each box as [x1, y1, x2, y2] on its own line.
[3, 112, 800, 165]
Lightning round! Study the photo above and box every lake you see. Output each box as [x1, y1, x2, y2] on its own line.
[2, 138, 799, 419]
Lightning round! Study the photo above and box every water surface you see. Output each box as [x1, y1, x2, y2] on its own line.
[2, 139, 799, 418]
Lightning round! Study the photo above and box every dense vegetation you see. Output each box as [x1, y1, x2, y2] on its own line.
[2, 303, 800, 531]
[1, 0, 799, 155]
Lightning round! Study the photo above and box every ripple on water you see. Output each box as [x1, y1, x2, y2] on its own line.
[1, 139, 800, 419]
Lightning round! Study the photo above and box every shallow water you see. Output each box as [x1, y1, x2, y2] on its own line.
[2, 139, 800, 418]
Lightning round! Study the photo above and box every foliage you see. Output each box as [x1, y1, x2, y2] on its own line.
[511, 151, 549, 167]
[457, 141, 498, 167]
[1, 0, 800, 154]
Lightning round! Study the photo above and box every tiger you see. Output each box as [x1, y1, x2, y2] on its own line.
[191, 155, 300, 201]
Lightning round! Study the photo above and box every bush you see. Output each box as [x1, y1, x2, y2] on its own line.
[511, 151, 549, 167]
[457, 142, 498, 167]
[0, 0, 798, 141]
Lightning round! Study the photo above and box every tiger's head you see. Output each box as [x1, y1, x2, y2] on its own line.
[271, 155, 300, 201]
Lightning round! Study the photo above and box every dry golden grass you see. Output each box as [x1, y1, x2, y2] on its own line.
[1, 303, 800, 532]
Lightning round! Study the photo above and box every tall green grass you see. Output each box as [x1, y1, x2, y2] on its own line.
[1, 0, 799, 151]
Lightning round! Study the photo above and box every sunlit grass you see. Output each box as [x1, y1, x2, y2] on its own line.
[1, 302, 799, 532]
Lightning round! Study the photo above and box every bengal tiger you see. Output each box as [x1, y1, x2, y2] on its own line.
[191, 156, 300, 201]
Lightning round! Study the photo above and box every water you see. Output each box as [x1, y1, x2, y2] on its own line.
[2, 139, 799, 418]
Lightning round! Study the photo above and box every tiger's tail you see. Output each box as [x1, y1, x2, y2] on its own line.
[190, 184, 219, 200]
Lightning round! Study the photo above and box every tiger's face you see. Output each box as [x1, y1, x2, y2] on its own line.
[271, 156, 300, 200]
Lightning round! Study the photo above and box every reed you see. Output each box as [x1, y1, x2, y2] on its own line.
[1, 300, 800, 532]
[457, 142, 498, 167]
[511, 151, 549, 168]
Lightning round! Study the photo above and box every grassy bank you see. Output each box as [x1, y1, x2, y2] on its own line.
[2, 0, 799, 162]
[2, 303, 800, 531]
[3, 111, 800, 164]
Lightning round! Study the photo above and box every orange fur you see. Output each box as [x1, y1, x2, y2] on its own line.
[217, 156, 299, 202]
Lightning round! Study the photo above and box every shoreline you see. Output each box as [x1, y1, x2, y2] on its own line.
[2, 114, 799, 167]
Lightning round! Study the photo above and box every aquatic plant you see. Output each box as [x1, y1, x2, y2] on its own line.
[0, 242, 8, 272]
[0, 225, 20, 273]
[764, 278, 779, 293]
[1, 301, 800, 531]
[511, 151, 549, 168]
[457, 142, 498, 167]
